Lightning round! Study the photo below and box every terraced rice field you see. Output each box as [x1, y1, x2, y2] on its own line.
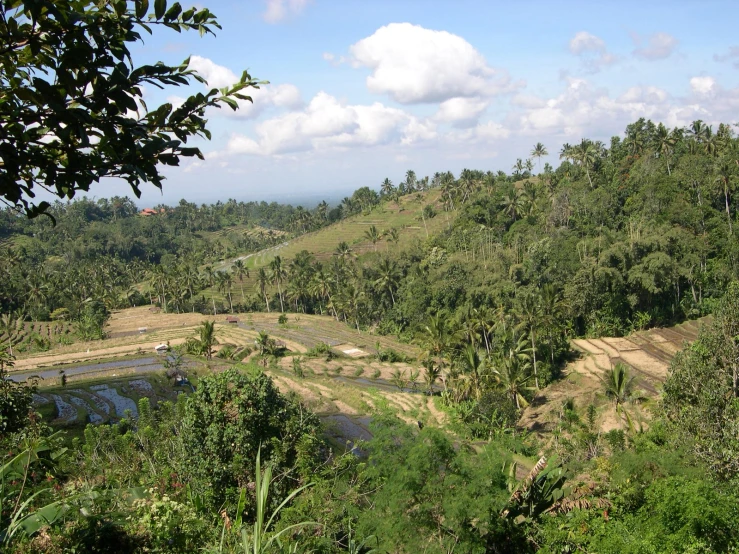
[239, 313, 420, 358]
[518, 317, 710, 435]
[11, 307, 419, 372]
[23, 307, 435, 449]
[0, 320, 75, 355]
[34, 374, 182, 427]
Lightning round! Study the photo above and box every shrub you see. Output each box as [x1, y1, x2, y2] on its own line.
[178, 368, 321, 512]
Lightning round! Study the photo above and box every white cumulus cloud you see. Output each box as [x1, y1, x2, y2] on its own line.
[632, 32, 679, 60]
[434, 97, 490, 127]
[690, 76, 716, 96]
[568, 31, 618, 73]
[187, 56, 302, 118]
[188, 55, 239, 89]
[263, 0, 310, 23]
[223, 92, 436, 156]
[348, 23, 521, 104]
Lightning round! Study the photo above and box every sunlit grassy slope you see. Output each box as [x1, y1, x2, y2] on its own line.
[207, 189, 455, 301]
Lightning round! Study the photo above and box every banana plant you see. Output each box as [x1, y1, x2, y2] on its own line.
[215, 446, 317, 553]
[1, 434, 69, 546]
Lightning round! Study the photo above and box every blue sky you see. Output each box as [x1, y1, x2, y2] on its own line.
[111, 0, 739, 206]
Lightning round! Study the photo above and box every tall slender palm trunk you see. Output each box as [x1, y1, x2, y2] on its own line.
[531, 330, 539, 389]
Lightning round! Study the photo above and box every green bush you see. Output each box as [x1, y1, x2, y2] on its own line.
[178, 367, 321, 513]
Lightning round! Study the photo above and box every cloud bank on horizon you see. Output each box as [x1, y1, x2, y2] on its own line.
[129, 0, 739, 204]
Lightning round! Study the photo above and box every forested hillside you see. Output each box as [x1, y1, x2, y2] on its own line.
[3, 116, 739, 554]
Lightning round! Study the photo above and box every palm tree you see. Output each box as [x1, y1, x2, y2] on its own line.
[269, 256, 286, 312]
[203, 265, 218, 315]
[181, 263, 199, 312]
[600, 363, 643, 431]
[364, 225, 380, 251]
[572, 139, 598, 188]
[524, 158, 534, 175]
[197, 320, 218, 360]
[374, 258, 400, 306]
[232, 259, 249, 303]
[512, 158, 525, 179]
[405, 169, 417, 192]
[334, 241, 354, 262]
[216, 272, 234, 313]
[559, 143, 573, 162]
[385, 228, 399, 250]
[654, 123, 677, 176]
[531, 142, 548, 173]
[381, 178, 395, 197]
[460, 344, 484, 400]
[500, 187, 527, 221]
[516, 293, 542, 389]
[316, 200, 329, 221]
[422, 359, 441, 395]
[310, 268, 334, 316]
[494, 356, 532, 410]
[256, 268, 271, 313]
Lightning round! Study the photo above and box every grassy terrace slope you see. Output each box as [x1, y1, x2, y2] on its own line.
[208, 189, 453, 299]
[25, 307, 455, 456]
[10, 307, 419, 371]
[519, 317, 710, 436]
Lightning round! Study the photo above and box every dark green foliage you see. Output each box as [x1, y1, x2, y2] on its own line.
[178, 367, 321, 511]
[0, 0, 261, 218]
[76, 301, 109, 341]
[663, 281, 739, 479]
[0, 353, 37, 435]
[537, 476, 739, 554]
[356, 415, 529, 553]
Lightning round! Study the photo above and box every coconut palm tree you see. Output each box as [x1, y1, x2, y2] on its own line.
[385, 228, 399, 250]
[516, 293, 542, 389]
[512, 158, 525, 179]
[232, 259, 249, 302]
[256, 268, 271, 313]
[373, 258, 400, 306]
[310, 268, 334, 316]
[364, 225, 380, 251]
[500, 187, 527, 222]
[494, 356, 533, 410]
[203, 265, 218, 315]
[600, 363, 644, 430]
[460, 344, 484, 400]
[216, 272, 234, 313]
[525, 158, 534, 175]
[422, 359, 442, 395]
[380, 178, 395, 197]
[334, 241, 354, 262]
[572, 139, 598, 188]
[197, 320, 218, 360]
[654, 123, 677, 176]
[269, 256, 286, 312]
[405, 169, 417, 192]
[531, 142, 548, 173]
